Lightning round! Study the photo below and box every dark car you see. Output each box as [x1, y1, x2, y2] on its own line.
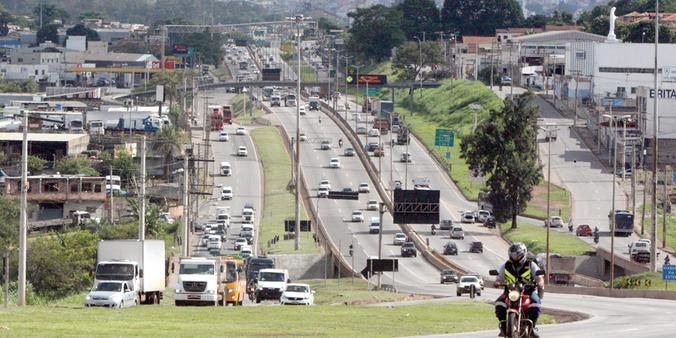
[401, 242, 417, 257]
[469, 241, 483, 253]
[344, 148, 355, 156]
[439, 219, 454, 230]
[342, 187, 354, 192]
[366, 142, 380, 152]
[440, 269, 459, 284]
[576, 224, 593, 236]
[443, 242, 458, 255]
[484, 216, 497, 228]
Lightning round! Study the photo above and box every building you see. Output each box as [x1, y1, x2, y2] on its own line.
[636, 83, 676, 167]
[1, 174, 106, 223]
[0, 132, 90, 161]
[496, 27, 544, 43]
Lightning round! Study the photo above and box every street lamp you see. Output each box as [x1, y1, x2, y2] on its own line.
[602, 113, 630, 290]
[286, 14, 311, 251]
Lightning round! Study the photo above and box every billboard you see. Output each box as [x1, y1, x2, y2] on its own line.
[393, 189, 440, 224]
[361, 258, 399, 278]
[172, 43, 188, 54]
[284, 220, 311, 232]
[328, 190, 359, 200]
[347, 74, 388, 85]
[261, 68, 282, 81]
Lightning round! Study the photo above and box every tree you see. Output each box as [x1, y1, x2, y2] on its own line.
[27, 230, 98, 299]
[347, 5, 405, 63]
[56, 156, 99, 176]
[36, 23, 59, 44]
[392, 41, 442, 82]
[317, 17, 341, 33]
[127, 199, 165, 238]
[32, 3, 69, 26]
[396, 0, 440, 41]
[442, 0, 524, 36]
[0, 79, 39, 93]
[27, 155, 48, 174]
[622, 20, 674, 43]
[100, 150, 137, 189]
[0, 197, 20, 253]
[0, 5, 12, 36]
[151, 125, 186, 179]
[66, 23, 101, 41]
[460, 92, 542, 228]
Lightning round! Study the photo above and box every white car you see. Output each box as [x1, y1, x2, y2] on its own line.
[366, 200, 378, 211]
[218, 131, 230, 142]
[461, 211, 475, 223]
[319, 179, 331, 190]
[351, 210, 365, 222]
[220, 186, 233, 200]
[400, 152, 412, 163]
[236, 127, 246, 135]
[299, 106, 307, 115]
[450, 226, 465, 240]
[393, 233, 407, 245]
[234, 238, 248, 250]
[240, 246, 253, 258]
[368, 128, 380, 137]
[280, 283, 315, 305]
[456, 275, 482, 297]
[300, 132, 307, 141]
[317, 186, 329, 198]
[85, 281, 137, 308]
[329, 158, 341, 168]
[237, 146, 248, 157]
[358, 182, 370, 193]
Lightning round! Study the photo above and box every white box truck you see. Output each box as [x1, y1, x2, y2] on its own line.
[94, 240, 165, 304]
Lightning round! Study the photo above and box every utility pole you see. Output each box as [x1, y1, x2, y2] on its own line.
[160, 26, 167, 70]
[574, 72, 580, 126]
[490, 39, 494, 90]
[139, 136, 147, 240]
[109, 165, 114, 223]
[377, 202, 385, 289]
[17, 110, 28, 306]
[182, 156, 189, 257]
[543, 126, 555, 286]
[650, 0, 660, 272]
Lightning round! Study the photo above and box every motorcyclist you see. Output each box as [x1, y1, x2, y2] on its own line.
[494, 243, 544, 338]
[431, 224, 437, 235]
[348, 244, 354, 257]
[338, 138, 343, 148]
[665, 255, 671, 266]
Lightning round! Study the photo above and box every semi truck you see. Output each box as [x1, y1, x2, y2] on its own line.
[396, 125, 410, 145]
[222, 105, 233, 125]
[174, 257, 246, 306]
[372, 117, 390, 134]
[94, 240, 165, 304]
[209, 105, 224, 131]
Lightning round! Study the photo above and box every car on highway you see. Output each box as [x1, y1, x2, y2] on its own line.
[220, 186, 233, 200]
[366, 142, 379, 152]
[356, 126, 367, 134]
[234, 238, 248, 251]
[440, 219, 454, 230]
[358, 182, 370, 193]
[85, 281, 137, 308]
[466, 272, 485, 289]
[237, 146, 248, 157]
[469, 241, 483, 253]
[440, 269, 459, 284]
[353, 113, 362, 122]
[218, 131, 230, 142]
[351, 210, 365, 222]
[393, 233, 407, 245]
[236, 127, 246, 135]
[368, 128, 380, 137]
[545, 216, 564, 228]
[280, 283, 314, 306]
[300, 132, 307, 141]
[320, 140, 331, 150]
[450, 226, 465, 240]
[400, 152, 412, 163]
[317, 187, 329, 198]
[344, 147, 355, 156]
[400, 242, 417, 257]
[367, 200, 378, 211]
[483, 216, 497, 228]
[299, 106, 306, 115]
[456, 275, 482, 297]
[576, 224, 593, 236]
[369, 217, 381, 234]
[240, 246, 253, 258]
[476, 210, 492, 223]
[319, 179, 331, 190]
[461, 211, 475, 223]
[443, 242, 458, 255]
[373, 148, 385, 157]
[329, 158, 341, 168]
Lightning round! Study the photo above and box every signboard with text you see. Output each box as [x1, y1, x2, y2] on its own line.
[663, 265, 676, 281]
[348, 74, 388, 85]
[434, 129, 455, 147]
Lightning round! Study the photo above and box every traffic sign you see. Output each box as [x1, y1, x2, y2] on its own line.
[663, 265, 676, 281]
[434, 129, 455, 147]
[362, 87, 380, 97]
[346, 76, 353, 83]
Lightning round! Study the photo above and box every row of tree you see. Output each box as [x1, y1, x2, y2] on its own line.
[577, 0, 674, 43]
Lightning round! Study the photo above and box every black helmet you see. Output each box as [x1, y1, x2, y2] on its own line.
[508, 243, 527, 264]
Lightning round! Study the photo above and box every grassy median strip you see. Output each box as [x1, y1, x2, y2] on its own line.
[392, 80, 571, 221]
[613, 271, 676, 290]
[304, 278, 432, 305]
[232, 94, 265, 125]
[250, 127, 319, 254]
[500, 222, 593, 256]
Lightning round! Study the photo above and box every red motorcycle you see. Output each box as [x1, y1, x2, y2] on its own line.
[490, 269, 544, 338]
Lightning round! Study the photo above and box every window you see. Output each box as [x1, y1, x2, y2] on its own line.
[617, 87, 627, 97]
[599, 67, 662, 74]
[631, 87, 637, 94]
[34, 70, 38, 75]
[94, 184, 102, 193]
[44, 182, 60, 192]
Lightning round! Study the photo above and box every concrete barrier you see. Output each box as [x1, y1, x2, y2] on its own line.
[547, 285, 676, 300]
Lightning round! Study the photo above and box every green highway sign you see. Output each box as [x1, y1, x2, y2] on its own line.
[435, 129, 455, 147]
[362, 87, 380, 97]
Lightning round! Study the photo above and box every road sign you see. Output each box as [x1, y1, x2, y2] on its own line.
[663, 265, 676, 281]
[328, 190, 359, 200]
[346, 75, 353, 83]
[434, 129, 455, 147]
[393, 189, 440, 224]
[362, 87, 380, 97]
[348, 74, 388, 85]
[284, 220, 312, 232]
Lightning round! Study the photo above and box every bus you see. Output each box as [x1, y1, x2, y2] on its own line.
[610, 210, 634, 236]
[222, 259, 247, 306]
[262, 87, 274, 101]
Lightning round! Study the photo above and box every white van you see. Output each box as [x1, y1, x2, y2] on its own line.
[217, 213, 231, 228]
[369, 217, 381, 234]
[242, 208, 255, 224]
[220, 161, 232, 176]
[241, 224, 254, 237]
[207, 235, 222, 250]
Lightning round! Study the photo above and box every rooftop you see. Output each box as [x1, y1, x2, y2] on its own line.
[509, 30, 606, 44]
[496, 27, 544, 34]
[0, 132, 88, 143]
[461, 36, 497, 44]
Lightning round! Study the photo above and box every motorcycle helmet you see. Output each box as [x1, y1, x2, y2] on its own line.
[508, 242, 527, 265]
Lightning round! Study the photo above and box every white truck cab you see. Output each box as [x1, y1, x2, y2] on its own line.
[174, 258, 220, 306]
[254, 268, 289, 303]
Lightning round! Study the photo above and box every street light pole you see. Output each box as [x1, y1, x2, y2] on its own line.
[17, 110, 28, 306]
[377, 202, 385, 289]
[650, 0, 659, 272]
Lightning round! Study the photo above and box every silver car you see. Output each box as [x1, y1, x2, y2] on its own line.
[85, 281, 137, 308]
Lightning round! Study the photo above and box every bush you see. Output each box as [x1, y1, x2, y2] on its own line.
[55, 156, 99, 176]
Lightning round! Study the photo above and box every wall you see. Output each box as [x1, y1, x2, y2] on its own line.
[269, 254, 333, 280]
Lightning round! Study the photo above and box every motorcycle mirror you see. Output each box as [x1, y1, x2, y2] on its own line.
[535, 270, 545, 276]
[489, 269, 499, 276]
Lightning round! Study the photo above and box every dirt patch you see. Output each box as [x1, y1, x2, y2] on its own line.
[542, 307, 590, 323]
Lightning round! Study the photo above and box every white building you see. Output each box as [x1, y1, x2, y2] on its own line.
[636, 83, 676, 167]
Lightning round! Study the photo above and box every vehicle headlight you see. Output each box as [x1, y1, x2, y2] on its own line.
[206, 290, 215, 294]
[175, 289, 181, 293]
[228, 289, 234, 293]
[85, 295, 91, 300]
[508, 291, 520, 302]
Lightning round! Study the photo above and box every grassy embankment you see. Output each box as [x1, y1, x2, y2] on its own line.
[231, 94, 265, 125]
[612, 271, 676, 290]
[499, 222, 592, 256]
[639, 202, 676, 250]
[250, 127, 318, 254]
[209, 64, 231, 81]
[0, 278, 558, 337]
[287, 59, 317, 82]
